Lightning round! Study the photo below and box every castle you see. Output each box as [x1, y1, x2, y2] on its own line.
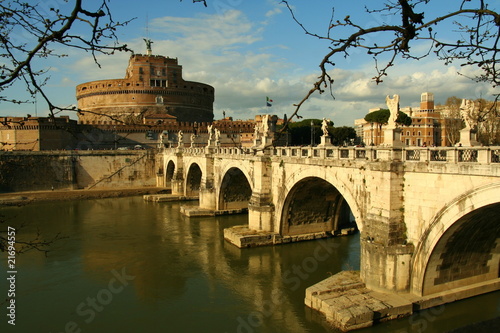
[76, 40, 215, 124]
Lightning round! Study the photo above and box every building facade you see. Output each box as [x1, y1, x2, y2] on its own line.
[357, 92, 460, 147]
[0, 116, 78, 151]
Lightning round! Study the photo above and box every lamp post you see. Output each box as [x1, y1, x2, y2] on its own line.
[310, 120, 314, 147]
[370, 123, 374, 146]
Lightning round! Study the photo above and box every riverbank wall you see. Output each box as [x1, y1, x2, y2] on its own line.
[0, 150, 160, 192]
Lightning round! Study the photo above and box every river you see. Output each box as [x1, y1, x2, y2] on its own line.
[1, 196, 499, 332]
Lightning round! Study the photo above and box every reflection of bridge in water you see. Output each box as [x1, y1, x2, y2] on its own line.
[161, 144, 500, 330]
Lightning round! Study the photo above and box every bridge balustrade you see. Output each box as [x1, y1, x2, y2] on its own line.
[166, 145, 500, 165]
[402, 147, 500, 164]
[355, 149, 366, 159]
[268, 146, 378, 161]
[339, 149, 350, 159]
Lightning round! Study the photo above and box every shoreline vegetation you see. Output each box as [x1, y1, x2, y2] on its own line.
[0, 187, 166, 206]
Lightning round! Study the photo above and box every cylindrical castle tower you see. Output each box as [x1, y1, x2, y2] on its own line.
[76, 42, 214, 124]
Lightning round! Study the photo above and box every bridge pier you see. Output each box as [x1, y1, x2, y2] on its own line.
[248, 157, 274, 231]
[170, 150, 184, 196]
[361, 240, 414, 292]
[199, 154, 216, 210]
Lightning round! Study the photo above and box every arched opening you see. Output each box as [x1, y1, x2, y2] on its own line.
[422, 203, 500, 295]
[219, 167, 252, 210]
[165, 160, 175, 185]
[281, 177, 356, 236]
[185, 163, 202, 197]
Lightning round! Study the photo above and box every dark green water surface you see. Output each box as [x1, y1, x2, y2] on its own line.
[1, 196, 498, 332]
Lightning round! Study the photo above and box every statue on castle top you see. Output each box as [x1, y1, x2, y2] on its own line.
[143, 38, 153, 55]
[385, 94, 400, 129]
[321, 118, 331, 136]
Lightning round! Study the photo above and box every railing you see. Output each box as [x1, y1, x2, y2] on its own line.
[165, 146, 500, 165]
[402, 147, 500, 164]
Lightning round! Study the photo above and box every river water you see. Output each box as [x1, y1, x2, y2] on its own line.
[0, 196, 499, 333]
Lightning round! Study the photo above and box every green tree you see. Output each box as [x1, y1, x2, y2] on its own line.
[286, 119, 323, 146]
[330, 126, 356, 146]
[474, 98, 500, 145]
[364, 109, 412, 130]
[443, 96, 463, 146]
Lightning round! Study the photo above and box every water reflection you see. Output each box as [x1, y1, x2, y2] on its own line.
[0, 197, 498, 333]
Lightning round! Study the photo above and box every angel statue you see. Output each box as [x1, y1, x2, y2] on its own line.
[321, 118, 331, 136]
[460, 99, 475, 130]
[385, 94, 400, 129]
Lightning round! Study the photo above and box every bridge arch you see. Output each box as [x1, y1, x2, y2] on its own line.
[185, 162, 202, 197]
[277, 167, 363, 235]
[218, 166, 252, 210]
[165, 160, 175, 184]
[411, 182, 500, 296]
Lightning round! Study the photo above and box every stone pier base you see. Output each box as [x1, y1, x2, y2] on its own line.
[305, 271, 412, 331]
[143, 194, 198, 202]
[305, 271, 500, 331]
[180, 206, 248, 217]
[224, 225, 357, 248]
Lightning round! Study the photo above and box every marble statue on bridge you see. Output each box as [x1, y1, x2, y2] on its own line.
[190, 133, 196, 148]
[321, 118, 331, 136]
[384, 94, 403, 147]
[207, 124, 213, 141]
[214, 128, 220, 145]
[385, 94, 400, 129]
[460, 99, 475, 130]
[177, 130, 183, 147]
[459, 99, 480, 146]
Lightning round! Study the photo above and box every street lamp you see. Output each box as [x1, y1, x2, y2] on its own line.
[370, 123, 374, 146]
[310, 120, 314, 147]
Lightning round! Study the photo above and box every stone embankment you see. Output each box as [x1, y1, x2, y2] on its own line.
[0, 187, 165, 206]
[0, 150, 160, 192]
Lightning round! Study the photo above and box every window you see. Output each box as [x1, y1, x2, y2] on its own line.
[150, 80, 167, 87]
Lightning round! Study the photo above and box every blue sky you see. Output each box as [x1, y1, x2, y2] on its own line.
[1, 0, 499, 125]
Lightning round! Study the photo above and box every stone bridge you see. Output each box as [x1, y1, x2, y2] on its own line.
[161, 144, 500, 330]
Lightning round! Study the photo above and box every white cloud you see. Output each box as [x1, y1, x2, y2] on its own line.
[265, 7, 282, 18]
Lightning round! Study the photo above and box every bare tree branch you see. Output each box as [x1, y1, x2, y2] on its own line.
[277, 0, 500, 123]
[0, 0, 134, 115]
